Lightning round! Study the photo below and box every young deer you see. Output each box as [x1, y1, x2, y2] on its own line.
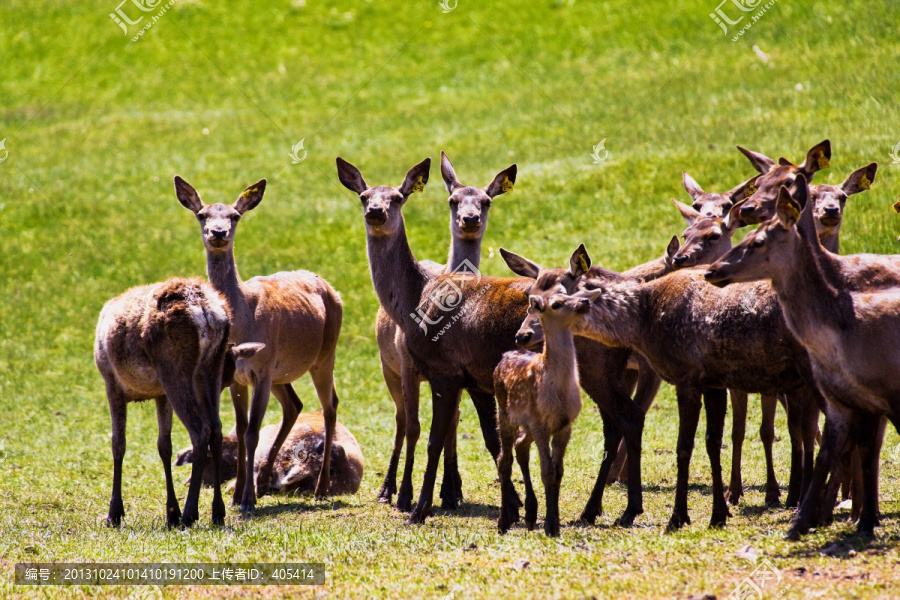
[543, 247, 824, 530]
[705, 179, 900, 538]
[176, 177, 343, 513]
[95, 277, 262, 527]
[376, 151, 516, 511]
[176, 412, 364, 496]
[338, 156, 537, 524]
[494, 288, 600, 537]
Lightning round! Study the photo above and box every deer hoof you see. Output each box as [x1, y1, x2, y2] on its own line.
[666, 510, 690, 532]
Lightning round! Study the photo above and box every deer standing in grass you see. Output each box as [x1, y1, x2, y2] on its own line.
[95, 277, 262, 527]
[376, 152, 516, 511]
[176, 177, 343, 512]
[495, 288, 600, 536]
[339, 156, 539, 524]
[705, 179, 900, 538]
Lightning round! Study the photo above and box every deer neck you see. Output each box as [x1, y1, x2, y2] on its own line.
[445, 236, 482, 273]
[206, 248, 247, 313]
[367, 218, 427, 333]
[819, 232, 839, 254]
[572, 283, 642, 349]
[541, 322, 578, 381]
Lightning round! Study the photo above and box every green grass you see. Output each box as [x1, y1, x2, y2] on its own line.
[2, 0, 900, 597]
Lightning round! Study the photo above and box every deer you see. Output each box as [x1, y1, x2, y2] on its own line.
[375, 151, 516, 511]
[512, 242, 825, 531]
[175, 176, 343, 513]
[494, 288, 601, 537]
[176, 412, 364, 496]
[95, 277, 263, 528]
[338, 156, 549, 525]
[704, 178, 900, 539]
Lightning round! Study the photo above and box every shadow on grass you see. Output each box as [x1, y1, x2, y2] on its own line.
[248, 498, 353, 519]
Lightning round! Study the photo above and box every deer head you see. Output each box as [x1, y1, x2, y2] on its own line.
[736, 140, 830, 224]
[681, 171, 759, 219]
[336, 157, 432, 237]
[668, 199, 745, 268]
[705, 176, 813, 287]
[810, 163, 878, 243]
[175, 176, 267, 253]
[440, 151, 516, 240]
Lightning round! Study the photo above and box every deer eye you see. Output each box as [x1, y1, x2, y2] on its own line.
[449, 198, 459, 206]
[707, 233, 721, 241]
[551, 300, 563, 310]
[752, 238, 765, 248]
[692, 203, 702, 211]
[197, 214, 208, 221]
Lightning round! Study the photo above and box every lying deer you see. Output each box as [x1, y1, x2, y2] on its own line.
[176, 412, 364, 496]
[176, 177, 343, 513]
[376, 151, 516, 511]
[705, 178, 898, 538]
[95, 277, 262, 528]
[495, 288, 600, 537]
[338, 156, 532, 524]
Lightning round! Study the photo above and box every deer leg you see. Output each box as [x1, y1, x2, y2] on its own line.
[788, 403, 854, 540]
[154, 397, 181, 528]
[579, 407, 622, 526]
[783, 391, 806, 508]
[240, 375, 272, 513]
[798, 389, 820, 508]
[514, 430, 537, 529]
[378, 357, 405, 504]
[263, 383, 302, 495]
[105, 381, 128, 528]
[543, 424, 571, 538]
[440, 403, 462, 509]
[668, 385, 702, 532]
[199, 369, 226, 526]
[409, 381, 461, 524]
[704, 388, 730, 528]
[496, 390, 520, 534]
[230, 383, 249, 506]
[726, 389, 747, 506]
[309, 360, 339, 499]
[760, 393, 780, 507]
[609, 365, 659, 486]
[856, 414, 884, 536]
[397, 357, 420, 513]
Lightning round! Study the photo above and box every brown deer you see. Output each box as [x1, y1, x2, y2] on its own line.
[95, 277, 263, 527]
[531, 247, 824, 531]
[375, 151, 516, 511]
[340, 156, 567, 524]
[680, 170, 759, 219]
[704, 178, 900, 538]
[175, 177, 343, 513]
[176, 412, 364, 496]
[494, 288, 601, 537]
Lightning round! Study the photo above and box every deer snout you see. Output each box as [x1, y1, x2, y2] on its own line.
[515, 330, 533, 347]
[210, 229, 228, 240]
[672, 254, 689, 267]
[460, 214, 481, 230]
[365, 206, 387, 224]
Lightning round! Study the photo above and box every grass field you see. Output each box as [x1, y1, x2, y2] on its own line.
[3, 0, 900, 597]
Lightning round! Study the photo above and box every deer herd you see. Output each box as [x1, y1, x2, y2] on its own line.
[95, 138, 899, 542]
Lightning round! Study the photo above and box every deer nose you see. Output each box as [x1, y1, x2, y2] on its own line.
[823, 206, 840, 217]
[462, 215, 481, 228]
[672, 254, 688, 266]
[739, 204, 756, 216]
[515, 331, 533, 347]
[211, 229, 227, 239]
[365, 206, 386, 221]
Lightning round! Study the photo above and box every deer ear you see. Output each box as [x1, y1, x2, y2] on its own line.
[232, 342, 265, 360]
[775, 186, 801, 229]
[234, 179, 266, 214]
[485, 164, 517, 198]
[799, 139, 831, 177]
[737, 145, 776, 174]
[575, 288, 602, 303]
[174, 176, 203, 213]
[500, 248, 542, 278]
[336, 157, 368, 194]
[440, 151, 461, 194]
[671, 198, 701, 226]
[569, 243, 591, 278]
[727, 175, 760, 202]
[842, 162, 877, 196]
[665, 235, 680, 264]
[682, 171, 704, 200]
[723, 199, 747, 231]
[398, 157, 431, 197]
[529, 295, 546, 313]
